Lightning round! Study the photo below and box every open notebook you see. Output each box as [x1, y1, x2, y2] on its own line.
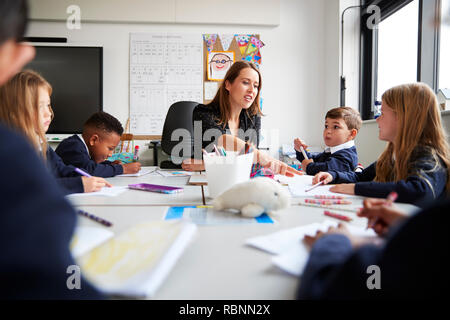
[73, 221, 197, 298]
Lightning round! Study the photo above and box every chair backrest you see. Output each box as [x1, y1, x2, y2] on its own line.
[161, 101, 199, 159]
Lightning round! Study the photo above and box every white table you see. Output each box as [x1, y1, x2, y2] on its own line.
[72, 167, 419, 299]
[75, 199, 417, 300]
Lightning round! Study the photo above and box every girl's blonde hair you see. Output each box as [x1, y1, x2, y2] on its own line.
[375, 82, 450, 192]
[0, 69, 52, 159]
[209, 61, 263, 128]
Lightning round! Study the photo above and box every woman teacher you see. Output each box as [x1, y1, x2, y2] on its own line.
[182, 61, 301, 177]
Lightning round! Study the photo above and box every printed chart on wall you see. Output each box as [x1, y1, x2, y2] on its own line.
[129, 33, 203, 135]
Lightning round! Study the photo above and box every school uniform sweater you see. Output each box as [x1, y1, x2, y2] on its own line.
[193, 101, 261, 150]
[327, 146, 448, 206]
[296, 141, 359, 175]
[0, 124, 103, 299]
[297, 198, 449, 299]
[46, 147, 84, 194]
[55, 134, 123, 177]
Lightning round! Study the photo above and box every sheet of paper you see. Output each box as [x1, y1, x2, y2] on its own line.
[78, 221, 197, 297]
[117, 167, 156, 177]
[164, 207, 273, 225]
[204, 81, 218, 100]
[67, 186, 128, 198]
[129, 33, 203, 135]
[286, 175, 360, 198]
[188, 174, 208, 185]
[246, 220, 377, 276]
[70, 226, 114, 259]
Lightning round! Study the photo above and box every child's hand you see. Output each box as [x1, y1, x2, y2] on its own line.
[181, 158, 205, 171]
[303, 223, 375, 249]
[301, 158, 314, 171]
[112, 160, 122, 165]
[329, 183, 355, 195]
[122, 162, 141, 174]
[82, 176, 113, 193]
[293, 138, 308, 152]
[357, 198, 408, 236]
[312, 172, 333, 185]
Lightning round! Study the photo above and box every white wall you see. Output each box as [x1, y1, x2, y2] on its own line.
[28, 0, 333, 164]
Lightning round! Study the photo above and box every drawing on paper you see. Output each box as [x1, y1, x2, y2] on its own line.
[207, 51, 234, 81]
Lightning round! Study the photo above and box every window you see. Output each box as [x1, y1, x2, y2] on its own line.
[359, 0, 444, 120]
[439, 0, 450, 90]
[376, 0, 418, 100]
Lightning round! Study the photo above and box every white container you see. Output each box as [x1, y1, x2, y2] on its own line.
[203, 152, 254, 198]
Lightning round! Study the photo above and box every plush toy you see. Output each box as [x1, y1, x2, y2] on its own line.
[212, 177, 290, 218]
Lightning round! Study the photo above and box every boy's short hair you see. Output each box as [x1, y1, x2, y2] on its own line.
[83, 111, 124, 136]
[325, 107, 362, 131]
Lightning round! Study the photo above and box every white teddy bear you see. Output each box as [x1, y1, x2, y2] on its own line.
[212, 177, 290, 218]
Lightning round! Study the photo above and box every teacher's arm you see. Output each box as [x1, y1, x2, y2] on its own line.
[217, 134, 303, 177]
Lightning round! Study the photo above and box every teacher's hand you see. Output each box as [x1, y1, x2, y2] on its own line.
[264, 158, 303, 177]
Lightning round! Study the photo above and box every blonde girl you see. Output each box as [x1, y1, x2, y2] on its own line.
[314, 82, 450, 205]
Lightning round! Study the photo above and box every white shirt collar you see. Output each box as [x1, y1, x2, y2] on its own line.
[78, 134, 90, 155]
[324, 140, 355, 154]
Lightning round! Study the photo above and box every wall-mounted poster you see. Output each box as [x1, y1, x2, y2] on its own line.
[207, 51, 235, 81]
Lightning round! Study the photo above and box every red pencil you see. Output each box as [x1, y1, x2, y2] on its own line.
[324, 210, 352, 222]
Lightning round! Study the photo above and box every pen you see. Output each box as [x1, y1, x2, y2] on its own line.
[133, 145, 139, 161]
[367, 191, 398, 229]
[305, 199, 352, 205]
[77, 210, 113, 227]
[324, 210, 352, 222]
[213, 145, 221, 156]
[75, 167, 92, 178]
[314, 195, 345, 199]
[300, 146, 308, 160]
[305, 180, 324, 192]
[296, 202, 358, 213]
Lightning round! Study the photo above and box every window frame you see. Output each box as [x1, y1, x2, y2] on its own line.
[359, 0, 441, 120]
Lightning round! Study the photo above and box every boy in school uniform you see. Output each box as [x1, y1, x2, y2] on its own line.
[56, 111, 141, 177]
[294, 106, 362, 175]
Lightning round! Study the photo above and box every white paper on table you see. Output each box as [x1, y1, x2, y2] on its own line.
[117, 167, 156, 177]
[67, 186, 128, 198]
[287, 175, 360, 198]
[246, 220, 377, 276]
[70, 226, 114, 259]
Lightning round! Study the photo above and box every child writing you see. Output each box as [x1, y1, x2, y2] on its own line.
[313, 83, 450, 205]
[0, 70, 111, 194]
[56, 111, 141, 177]
[294, 106, 362, 175]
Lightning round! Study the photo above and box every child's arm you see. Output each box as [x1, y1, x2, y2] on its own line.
[294, 138, 312, 162]
[304, 151, 356, 175]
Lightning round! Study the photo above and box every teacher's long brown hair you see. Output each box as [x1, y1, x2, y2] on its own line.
[209, 61, 263, 128]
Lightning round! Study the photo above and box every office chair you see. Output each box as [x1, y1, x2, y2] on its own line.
[159, 101, 199, 169]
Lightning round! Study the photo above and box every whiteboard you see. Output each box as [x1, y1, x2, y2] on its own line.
[129, 33, 203, 135]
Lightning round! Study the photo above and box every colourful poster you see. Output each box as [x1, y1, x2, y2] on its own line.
[219, 34, 234, 51]
[207, 51, 235, 81]
[203, 34, 218, 52]
[245, 36, 264, 55]
[234, 34, 250, 55]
